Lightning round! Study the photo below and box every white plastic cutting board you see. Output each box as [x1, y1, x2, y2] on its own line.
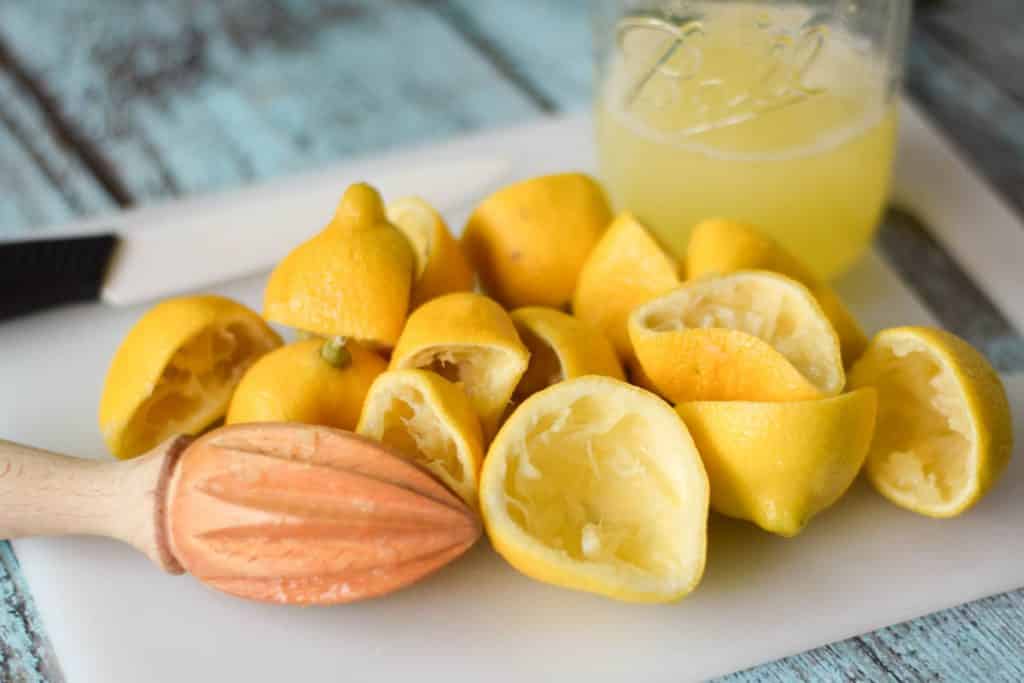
[2, 101, 1023, 683]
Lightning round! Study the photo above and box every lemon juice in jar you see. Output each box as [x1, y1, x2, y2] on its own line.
[595, 2, 907, 280]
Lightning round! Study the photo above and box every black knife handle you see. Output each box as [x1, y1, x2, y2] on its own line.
[0, 234, 118, 322]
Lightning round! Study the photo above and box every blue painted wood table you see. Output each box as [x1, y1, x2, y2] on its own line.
[1, 1, 1022, 680]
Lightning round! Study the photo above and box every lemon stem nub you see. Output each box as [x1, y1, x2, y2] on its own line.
[321, 336, 352, 368]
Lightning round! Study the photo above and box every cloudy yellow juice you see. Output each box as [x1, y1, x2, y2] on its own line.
[597, 4, 897, 280]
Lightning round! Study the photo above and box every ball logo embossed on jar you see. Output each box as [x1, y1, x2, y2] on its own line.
[616, 13, 830, 135]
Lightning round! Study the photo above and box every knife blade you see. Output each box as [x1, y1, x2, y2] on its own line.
[0, 156, 510, 320]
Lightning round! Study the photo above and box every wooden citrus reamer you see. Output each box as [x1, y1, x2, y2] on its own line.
[0, 423, 481, 605]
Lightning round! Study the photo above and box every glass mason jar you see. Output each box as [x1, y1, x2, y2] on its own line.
[593, 0, 912, 280]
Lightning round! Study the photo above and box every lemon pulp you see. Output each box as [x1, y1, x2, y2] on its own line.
[373, 384, 467, 489]
[510, 324, 565, 403]
[636, 272, 839, 392]
[863, 337, 971, 507]
[503, 394, 686, 574]
[120, 322, 271, 457]
[411, 347, 513, 408]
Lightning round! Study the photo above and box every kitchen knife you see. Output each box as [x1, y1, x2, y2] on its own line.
[0, 156, 510, 321]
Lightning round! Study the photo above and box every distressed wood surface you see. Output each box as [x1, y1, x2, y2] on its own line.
[918, 0, 1024, 107]
[0, 55, 110, 683]
[0, 0, 539, 204]
[0, 65, 111, 233]
[0, 1, 1022, 681]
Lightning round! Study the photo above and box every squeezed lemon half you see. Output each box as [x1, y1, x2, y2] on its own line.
[686, 218, 867, 366]
[227, 338, 386, 430]
[461, 173, 612, 309]
[264, 183, 415, 348]
[509, 306, 624, 407]
[678, 390, 877, 536]
[629, 271, 844, 402]
[99, 295, 281, 459]
[481, 376, 709, 603]
[573, 211, 679, 362]
[390, 292, 530, 439]
[358, 369, 484, 507]
[849, 326, 1013, 517]
[386, 196, 475, 308]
